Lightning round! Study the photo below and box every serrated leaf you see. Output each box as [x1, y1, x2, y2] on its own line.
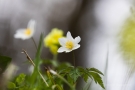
[69, 68, 80, 82]
[89, 72, 105, 89]
[7, 82, 16, 89]
[83, 74, 89, 82]
[78, 67, 91, 82]
[57, 62, 71, 70]
[59, 66, 73, 75]
[89, 68, 103, 75]
[78, 67, 105, 89]
[67, 74, 74, 84]
[0, 55, 11, 74]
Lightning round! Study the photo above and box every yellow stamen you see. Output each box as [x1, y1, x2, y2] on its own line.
[65, 41, 74, 49]
[24, 28, 31, 35]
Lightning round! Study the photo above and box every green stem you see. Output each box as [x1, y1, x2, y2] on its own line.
[56, 74, 75, 90]
[31, 37, 38, 50]
[50, 69, 75, 90]
[54, 84, 63, 90]
[53, 54, 57, 61]
[38, 71, 49, 87]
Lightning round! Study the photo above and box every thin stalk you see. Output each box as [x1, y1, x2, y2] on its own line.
[31, 37, 38, 50]
[47, 70, 55, 85]
[50, 69, 75, 90]
[22, 49, 49, 87]
[72, 51, 76, 87]
[72, 51, 76, 67]
[121, 64, 134, 90]
[104, 45, 109, 90]
[53, 54, 57, 61]
[52, 84, 63, 90]
[47, 70, 64, 90]
[56, 74, 75, 90]
[38, 71, 49, 87]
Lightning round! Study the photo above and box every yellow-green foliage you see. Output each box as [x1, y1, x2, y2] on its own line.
[120, 15, 135, 66]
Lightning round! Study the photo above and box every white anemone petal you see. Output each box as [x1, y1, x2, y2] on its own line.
[59, 38, 67, 46]
[14, 29, 31, 40]
[65, 49, 72, 53]
[73, 44, 80, 50]
[58, 47, 72, 53]
[16, 29, 25, 33]
[75, 36, 81, 43]
[27, 19, 36, 31]
[14, 33, 29, 40]
[66, 31, 74, 40]
[58, 47, 67, 53]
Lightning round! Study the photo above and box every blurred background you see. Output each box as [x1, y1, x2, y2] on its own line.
[0, 0, 135, 90]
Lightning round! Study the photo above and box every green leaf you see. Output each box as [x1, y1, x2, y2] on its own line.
[0, 55, 11, 74]
[7, 82, 16, 89]
[16, 73, 26, 85]
[57, 62, 71, 70]
[83, 74, 89, 82]
[78, 67, 105, 89]
[69, 68, 81, 82]
[89, 68, 104, 75]
[59, 66, 74, 76]
[31, 34, 43, 84]
[35, 33, 43, 61]
[78, 67, 90, 82]
[89, 72, 105, 89]
[67, 74, 74, 84]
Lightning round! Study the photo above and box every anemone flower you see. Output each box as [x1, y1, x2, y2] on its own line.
[14, 20, 36, 40]
[58, 31, 81, 53]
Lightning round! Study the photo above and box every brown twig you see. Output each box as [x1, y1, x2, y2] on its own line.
[22, 49, 35, 66]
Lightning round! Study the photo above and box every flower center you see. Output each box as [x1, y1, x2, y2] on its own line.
[24, 28, 31, 35]
[65, 41, 74, 49]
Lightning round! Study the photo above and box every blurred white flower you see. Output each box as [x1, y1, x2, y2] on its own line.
[58, 31, 81, 53]
[14, 20, 36, 40]
[28, 65, 34, 74]
[4, 63, 18, 80]
[49, 69, 57, 75]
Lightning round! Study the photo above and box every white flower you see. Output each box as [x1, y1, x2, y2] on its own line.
[14, 20, 36, 40]
[50, 69, 57, 75]
[28, 65, 34, 74]
[58, 31, 81, 53]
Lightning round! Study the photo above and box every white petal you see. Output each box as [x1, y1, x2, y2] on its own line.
[14, 29, 31, 40]
[14, 33, 30, 40]
[27, 19, 36, 31]
[66, 31, 74, 40]
[57, 47, 72, 53]
[16, 29, 26, 33]
[73, 44, 80, 50]
[65, 49, 72, 53]
[28, 65, 34, 74]
[57, 47, 66, 53]
[75, 36, 81, 43]
[59, 38, 67, 46]
[50, 69, 57, 75]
